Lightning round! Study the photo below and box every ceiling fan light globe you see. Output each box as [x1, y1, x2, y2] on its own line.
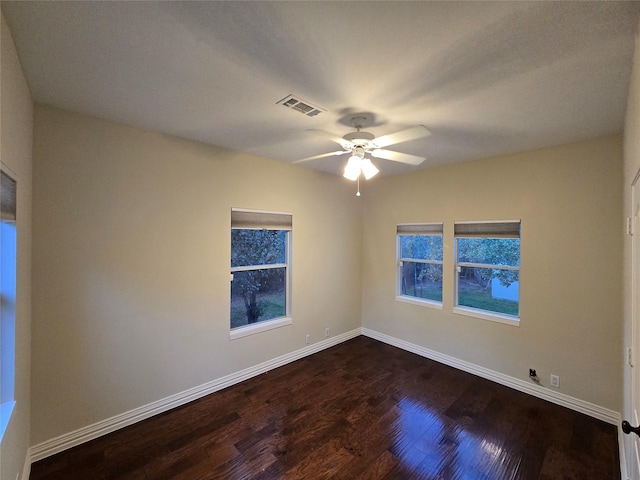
[343, 167, 360, 181]
[346, 154, 362, 166]
[361, 158, 379, 180]
[343, 156, 361, 181]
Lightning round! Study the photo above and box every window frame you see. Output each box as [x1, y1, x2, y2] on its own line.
[453, 220, 521, 326]
[396, 223, 444, 309]
[0, 166, 17, 442]
[229, 208, 292, 340]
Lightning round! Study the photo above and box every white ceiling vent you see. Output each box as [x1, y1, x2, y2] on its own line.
[277, 94, 326, 117]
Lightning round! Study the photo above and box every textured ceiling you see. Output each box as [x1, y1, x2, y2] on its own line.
[2, 1, 639, 176]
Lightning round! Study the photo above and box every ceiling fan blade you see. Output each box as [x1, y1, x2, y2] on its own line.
[371, 149, 426, 166]
[293, 150, 349, 164]
[373, 125, 431, 148]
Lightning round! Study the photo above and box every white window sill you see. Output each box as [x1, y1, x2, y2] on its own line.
[396, 295, 443, 310]
[0, 401, 15, 443]
[453, 306, 520, 326]
[230, 317, 292, 340]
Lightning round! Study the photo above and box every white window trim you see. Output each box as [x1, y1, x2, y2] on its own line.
[230, 209, 293, 339]
[453, 262, 521, 324]
[453, 220, 521, 325]
[453, 306, 520, 326]
[456, 262, 519, 272]
[230, 316, 292, 340]
[231, 263, 287, 273]
[396, 294, 443, 310]
[0, 165, 17, 442]
[396, 259, 444, 308]
[396, 224, 444, 308]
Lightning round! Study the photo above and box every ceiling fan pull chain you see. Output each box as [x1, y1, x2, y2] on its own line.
[356, 175, 361, 197]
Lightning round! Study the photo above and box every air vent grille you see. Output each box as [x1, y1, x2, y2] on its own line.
[277, 94, 325, 117]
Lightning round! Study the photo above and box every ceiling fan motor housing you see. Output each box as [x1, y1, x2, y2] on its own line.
[342, 131, 376, 148]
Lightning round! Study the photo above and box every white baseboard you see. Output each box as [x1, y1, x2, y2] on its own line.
[362, 327, 621, 425]
[29, 327, 362, 462]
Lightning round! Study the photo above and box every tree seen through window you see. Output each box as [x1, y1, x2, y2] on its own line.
[231, 229, 287, 328]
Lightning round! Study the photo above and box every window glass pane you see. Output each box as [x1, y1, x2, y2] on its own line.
[400, 261, 443, 302]
[231, 229, 286, 267]
[457, 267, 519, 316]
[400, 234, 443, 261]
[231, 267, 286, 328]
[457, 238, 520, 267]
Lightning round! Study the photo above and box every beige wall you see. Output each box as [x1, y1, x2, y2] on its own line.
[1, 13, 33, 480]
[362, 136, 623, 410]
[31, 105, 362, 445]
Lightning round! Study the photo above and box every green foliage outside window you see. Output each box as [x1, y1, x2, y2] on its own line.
[231, 230, 287, 327]
[456, 237, 520, 316]
[399, 234, 443, 302]
[457, 238, 519, 287]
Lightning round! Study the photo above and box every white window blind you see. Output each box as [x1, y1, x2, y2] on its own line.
[0, 170, 17, 222]
[454, 221, 520, 238]
[397, 223, 443, 235]
[231, 209, 292, 230]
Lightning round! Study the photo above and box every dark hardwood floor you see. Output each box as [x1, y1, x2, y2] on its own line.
[30, 336, 620, 480]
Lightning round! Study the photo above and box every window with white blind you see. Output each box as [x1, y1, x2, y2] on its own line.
[0, 168, 17, 440]
[230, 209, 292, 339]
[396, 223, 443, 307]
[454, 220, 521, 324]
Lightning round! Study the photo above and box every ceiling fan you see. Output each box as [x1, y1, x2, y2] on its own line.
[293, 115, 431, 182]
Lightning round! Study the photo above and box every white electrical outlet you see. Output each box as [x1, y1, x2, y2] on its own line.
[305, 334, 310, 345]
[325, 327, 330, 338]
[550, 374, 560, 387]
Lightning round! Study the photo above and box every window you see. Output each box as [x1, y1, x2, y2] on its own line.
[0, 168, 17, 440]
[454, 221, 521, 324]
[396, 223, 443, 306]
[230, 209, 292, 339]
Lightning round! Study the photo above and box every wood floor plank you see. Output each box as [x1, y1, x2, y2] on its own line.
[29, 336, 620, 479]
